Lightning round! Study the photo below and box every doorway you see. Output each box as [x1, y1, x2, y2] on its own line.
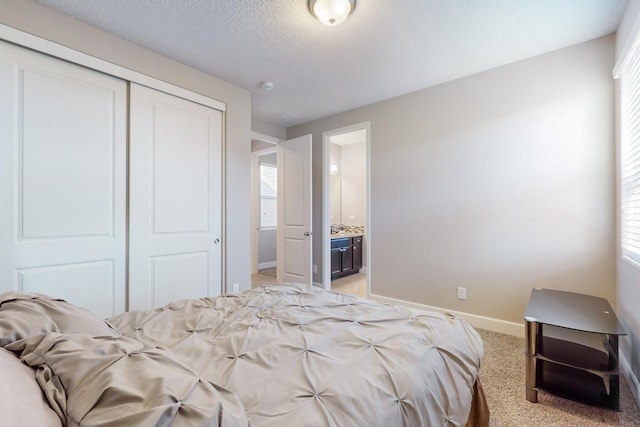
[251, 133, 313, 288]
[251, 134, 279, 288]
[322, 122, 370, 298]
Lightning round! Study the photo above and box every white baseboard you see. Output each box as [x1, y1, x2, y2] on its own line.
[620, 350, 640, 408]
[369, 293, 525, 337]
[257, 261, 276, 270]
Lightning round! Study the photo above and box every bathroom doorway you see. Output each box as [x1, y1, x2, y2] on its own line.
[321, 122, 370, 298]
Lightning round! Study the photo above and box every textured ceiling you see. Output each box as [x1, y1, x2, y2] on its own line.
[38, 0, 627, 128]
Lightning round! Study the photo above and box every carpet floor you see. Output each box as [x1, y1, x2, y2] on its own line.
[478, 328, 640, 426]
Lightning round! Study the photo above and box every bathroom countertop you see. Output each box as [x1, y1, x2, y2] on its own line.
[330, 232, 363, 239]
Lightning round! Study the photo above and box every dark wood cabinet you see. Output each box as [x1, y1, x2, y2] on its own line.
[352, 236, 362, 270]
[331, 237, 350, 277]
[331, 235, 362, 280]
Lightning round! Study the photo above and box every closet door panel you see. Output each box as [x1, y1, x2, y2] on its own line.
[0, 41, 127, 319]
[150, 252, 209, 308]
[18, 261, 116, 316]
[129, 83, 222, 311]
[153, 104, 209, 234]
[21, 69, 115, 238]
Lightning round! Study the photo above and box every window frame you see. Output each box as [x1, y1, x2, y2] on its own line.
[619, 42, 640, 265]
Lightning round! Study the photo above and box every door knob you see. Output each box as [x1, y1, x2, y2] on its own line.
[304, 232, 312, 236]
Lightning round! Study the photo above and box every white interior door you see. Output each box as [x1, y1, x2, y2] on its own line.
[0, 41, 127, 318]
[129, 83, 222, 310]
[277, 135, 312, 284]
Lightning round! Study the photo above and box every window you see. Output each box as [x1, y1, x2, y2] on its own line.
[620, 44, 640, 263]
[260, 163, 277, 228]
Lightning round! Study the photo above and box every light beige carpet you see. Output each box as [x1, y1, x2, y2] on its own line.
[478, 328, 640, 426]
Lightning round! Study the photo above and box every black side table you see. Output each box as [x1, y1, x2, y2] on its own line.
[524, 288, 626, 410]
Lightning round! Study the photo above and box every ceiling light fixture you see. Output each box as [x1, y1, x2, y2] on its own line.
[309, 0, 355, 26]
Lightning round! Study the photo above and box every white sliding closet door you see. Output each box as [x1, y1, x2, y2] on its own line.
[0, 41, 127, 318]
[129, 83, 222, 310]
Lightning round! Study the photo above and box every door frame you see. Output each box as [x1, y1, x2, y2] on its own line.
[250, 132, 281, 275]
[321, 122, 371, 291]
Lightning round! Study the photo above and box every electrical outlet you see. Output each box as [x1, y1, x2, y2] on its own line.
[457, 287, 467, 300]
[313, 265, 318, 274]
[231, 283, 239, 293]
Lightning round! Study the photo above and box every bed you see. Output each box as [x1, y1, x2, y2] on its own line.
[0, 283, 489, 427]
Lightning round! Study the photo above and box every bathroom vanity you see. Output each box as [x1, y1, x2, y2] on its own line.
[330, 234, 362, 280]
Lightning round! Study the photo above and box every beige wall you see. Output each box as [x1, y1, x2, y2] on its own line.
[615, 0, 640, 403]
[0, 0, 252, 291]
[289, 35, 616, 325]
[252, 117, 286, 141]
[251, 139, 276, 152]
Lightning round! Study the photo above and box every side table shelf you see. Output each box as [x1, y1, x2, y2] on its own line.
[524, 288, 626, 411]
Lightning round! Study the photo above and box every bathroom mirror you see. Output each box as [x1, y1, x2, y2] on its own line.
[329, 139, 366, 231]
[330, 174, 341, 225]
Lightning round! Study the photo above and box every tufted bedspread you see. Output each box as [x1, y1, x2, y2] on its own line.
[1, 284, 486, 426]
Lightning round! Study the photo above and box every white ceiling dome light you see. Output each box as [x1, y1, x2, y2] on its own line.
[309, 0, 356, 26]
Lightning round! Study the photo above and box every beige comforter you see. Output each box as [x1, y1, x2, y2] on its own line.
[0, 284, 484, 426]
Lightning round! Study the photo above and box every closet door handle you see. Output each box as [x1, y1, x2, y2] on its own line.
[213, 238, 220, 245]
